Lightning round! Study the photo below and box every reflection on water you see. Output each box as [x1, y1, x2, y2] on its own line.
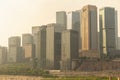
[0, 75, 43, 80]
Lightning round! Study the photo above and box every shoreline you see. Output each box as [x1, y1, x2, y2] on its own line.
[0, 75, 43, 80]
[0, 70, 119, 77]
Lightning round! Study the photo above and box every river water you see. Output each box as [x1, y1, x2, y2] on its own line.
[0, 75, 43, 80]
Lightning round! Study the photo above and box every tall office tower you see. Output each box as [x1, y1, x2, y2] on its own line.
[67, 11, 80, 32]
[46, 23, 62, 70]
[56, 11, 67, 29]
[8, 36, 23, 62]
[61, 30, 78, 71]
[115, 11, 118, 49]
[99, 7, 116, 55]
[0, 46, 7, 64]
[117, 37, 120, 50]
[81, 5, 98, 51]
[22, 33, 34, 61]
[32, 26, 40, 58]
[67, 10, 81, 51]
[36, 25, 47, 69]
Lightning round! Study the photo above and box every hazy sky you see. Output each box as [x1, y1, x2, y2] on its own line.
[0, 0, 120, 46]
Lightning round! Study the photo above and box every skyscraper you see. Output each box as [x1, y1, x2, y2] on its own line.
[67, 11, 81, 51]
[56, 11, 67, 29]
[117, 37, 120, 50]
[61, 30, 78, 70]
[99, 7, 116, 55]
[46, 23, 62, 70]
[115, 11, 118, 49]
[22, 33, 34, 61]
[36, 25, 47, 69]
[8, 36, 23, 62]
[81, 5, 98, 51]
[67, 11, 80, 32]
[32, 26, 40, 58]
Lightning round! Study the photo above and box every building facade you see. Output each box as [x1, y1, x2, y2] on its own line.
[22, 33, 33, 45]
[32, 26, 40, 58]
[99, 7, 116, 55]
[8, 36, 23, 62]
[0, 47, 7, 64]
[115, 11, 118, 49]
[36, 25, 47, 69]
[56, 11, 67, 29]
[67, 10, 81, 51]
[46, 23, 62, 70]
[61, 30, 79, 70]
[67, 11, 80, 32]
[81, 5, 98, 51]
[22, 34, 34, 61]
[117, 37, 120, 50]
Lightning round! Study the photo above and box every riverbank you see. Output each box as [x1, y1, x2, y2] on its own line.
[50, 70, 120, 77]
[0, 75, 43, 80]
[0, 63, 119, 80]
[0, 75, 119, 80]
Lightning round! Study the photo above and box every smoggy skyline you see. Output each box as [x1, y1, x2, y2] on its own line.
[0, 0, 120, 46]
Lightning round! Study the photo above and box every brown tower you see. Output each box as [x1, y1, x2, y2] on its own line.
[81, 5, 98, 51]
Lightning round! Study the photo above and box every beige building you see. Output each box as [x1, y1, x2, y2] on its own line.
[36, 25, 47, 69]
[81, 5, 98, 51]
[0, 47, 7, 64]
[8, 46, 23, 62]
[8, 36, 23, 63]
[56, 11, 67, 29]
[115, 11, 118, 49]
[46, 23, 64, 70]
[61, 30, 79, 70]
[22, 33, 34, 61]
[23, 44, 34, 61]
[32, 26, 41, 58]
[22, 33, 33, 45]
[9, 36, 21, 46]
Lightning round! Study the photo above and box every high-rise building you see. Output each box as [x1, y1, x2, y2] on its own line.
[9, 36, 21, 46]
[36, 25, 47, 69]
[0, 46, 7, 64]
[67, 11, 80, 32]
[32, 26, 40, 58]
[56, 11, 67, 29]
[67, 10, 81, 51]
[115, 11, 118, 49]
[99, 7, 116, 55]
[81, 5, 98, 51]
[61, 30, 79, 70]
[22, 34, 34, 61]
[117, 37, 120, 50]
[22, 33, 33, 45]
[46, 23, 62, 70]
[8, 36, 23, 62]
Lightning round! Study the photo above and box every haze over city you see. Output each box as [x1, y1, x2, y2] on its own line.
[0, 0, 119, 79]
[0, 0, 120, 46]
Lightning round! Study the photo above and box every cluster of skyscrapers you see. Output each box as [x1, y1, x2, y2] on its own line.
[0, 5, 119, 71]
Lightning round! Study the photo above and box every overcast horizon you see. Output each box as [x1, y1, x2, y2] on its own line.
[0, 0, 120, 46]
